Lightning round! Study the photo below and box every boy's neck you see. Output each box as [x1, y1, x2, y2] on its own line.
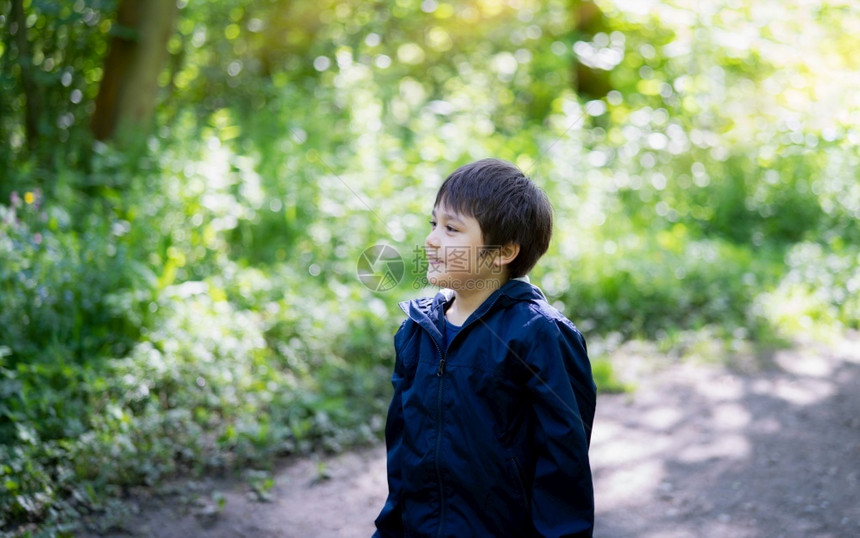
[445, 276, 509, 326]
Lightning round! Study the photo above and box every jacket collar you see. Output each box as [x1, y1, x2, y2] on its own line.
[399, 277, 546, 344]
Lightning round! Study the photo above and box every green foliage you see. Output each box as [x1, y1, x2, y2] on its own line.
[754, 240, 860, 338]
[2, 0, 859, 534]
[0, 142, 393, 532]
[590, 358, 633, 394]
[0, 0, 114, 171]
[552, 232, 783, 339]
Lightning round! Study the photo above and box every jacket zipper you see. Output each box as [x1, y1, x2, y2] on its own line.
[421, 293, 507, 538]
[436, 356, 447, 376]
[432, 336, 447, 537]
[436, 292, 504, 374]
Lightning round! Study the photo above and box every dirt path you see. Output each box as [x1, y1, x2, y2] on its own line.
[84, 334, 860, 537]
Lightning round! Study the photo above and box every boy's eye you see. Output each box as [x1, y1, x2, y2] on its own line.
[429, 219, 457, 232]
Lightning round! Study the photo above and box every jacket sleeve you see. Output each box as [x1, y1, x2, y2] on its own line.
[523, 319, 597, 538]
[373, 328, 408, 537]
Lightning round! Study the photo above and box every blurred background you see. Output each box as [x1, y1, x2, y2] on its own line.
[1, 0, 858, 533]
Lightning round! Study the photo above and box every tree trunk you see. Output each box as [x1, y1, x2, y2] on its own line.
[571, 0, 613, 100]
[10, 0, 42, 151]
[90, 0, 178, 141]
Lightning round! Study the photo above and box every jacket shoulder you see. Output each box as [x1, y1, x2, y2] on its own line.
[495, 300, 587, 365]
[511, 296, 582, 333]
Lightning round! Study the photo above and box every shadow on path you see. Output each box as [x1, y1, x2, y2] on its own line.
[592, 336, 860, 538]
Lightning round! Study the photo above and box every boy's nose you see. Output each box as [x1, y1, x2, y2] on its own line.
[425, 231, 440, 249]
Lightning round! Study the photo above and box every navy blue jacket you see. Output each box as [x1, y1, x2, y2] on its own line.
[374, 279, 596, 537]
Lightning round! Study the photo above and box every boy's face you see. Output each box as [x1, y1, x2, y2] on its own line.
[425, 203, 505, 290]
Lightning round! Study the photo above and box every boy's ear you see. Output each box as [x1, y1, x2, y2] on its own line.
[494, 242, 520, 267]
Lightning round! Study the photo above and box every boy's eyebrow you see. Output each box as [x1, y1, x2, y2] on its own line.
[431, 208, 464, 224]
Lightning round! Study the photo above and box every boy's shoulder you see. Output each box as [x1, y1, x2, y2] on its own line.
[505, 292, 582, 338]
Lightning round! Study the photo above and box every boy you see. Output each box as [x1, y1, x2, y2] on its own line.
[373, 159, 596, 537]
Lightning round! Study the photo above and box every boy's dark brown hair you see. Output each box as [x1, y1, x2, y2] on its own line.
[434, 158, 553, 279]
